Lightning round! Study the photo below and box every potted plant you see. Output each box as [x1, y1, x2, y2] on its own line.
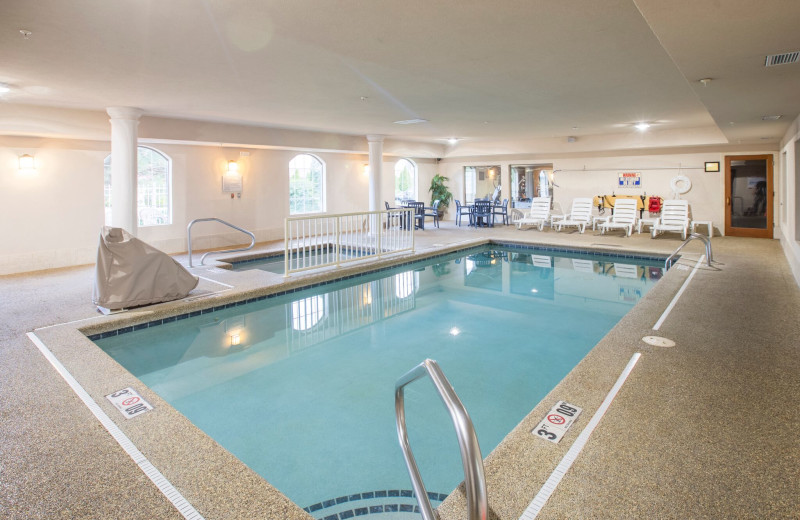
[428, 174, 453, 219]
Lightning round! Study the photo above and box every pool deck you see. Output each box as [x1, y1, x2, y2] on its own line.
[1, 222, 798, 519]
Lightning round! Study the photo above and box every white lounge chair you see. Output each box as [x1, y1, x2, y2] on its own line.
[651, 199, 690, 240]
[516, 197, 551, 231]
[554, 198, 593, 233]
[599, 199, 637, 237]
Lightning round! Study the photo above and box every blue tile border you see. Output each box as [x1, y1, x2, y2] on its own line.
[86, 241, 668, 342]
[303, 489, 446, 519]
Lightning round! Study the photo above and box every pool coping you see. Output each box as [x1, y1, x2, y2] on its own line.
[34, 238, 689, 520]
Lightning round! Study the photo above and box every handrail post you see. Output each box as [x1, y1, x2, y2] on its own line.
[335, 216, 341, 268]
[395, 359, 488, 520]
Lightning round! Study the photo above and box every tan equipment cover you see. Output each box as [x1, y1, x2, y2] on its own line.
[92, 227, 198, 310]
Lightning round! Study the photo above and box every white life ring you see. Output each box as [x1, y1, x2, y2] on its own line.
[670, 175, 692, 196]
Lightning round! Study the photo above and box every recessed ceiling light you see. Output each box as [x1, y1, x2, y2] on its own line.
[699, 78, 712, 86]
[0, 83, 11, 94]
[449, 327, 460, 336]
[448, 138, 459, 145]
[761, 115, 782, 121]
[635, 122, 651, 131]
[19, 29, 32, 39]
[393, 118, 428, 125]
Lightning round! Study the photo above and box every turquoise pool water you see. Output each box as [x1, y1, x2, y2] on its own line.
[96, 245, 663, 514]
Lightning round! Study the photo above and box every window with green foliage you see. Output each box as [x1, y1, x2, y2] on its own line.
[289, 154, 325, 215]
[394, 158, 417, 204]
[104, 146, 172, 227]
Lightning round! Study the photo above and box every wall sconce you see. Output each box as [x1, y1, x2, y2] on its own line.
[230, 333, 241, 346]
[18, 154, 36, 174]
[222, 159, 243, 198]
[363, 164, 370, 176]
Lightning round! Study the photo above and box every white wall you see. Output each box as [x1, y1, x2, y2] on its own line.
[778, 114, 800, 285]
[440, 149, 780, 237]
[0, 135, 440, 274]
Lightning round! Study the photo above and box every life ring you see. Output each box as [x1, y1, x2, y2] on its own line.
[670, 175, 692, 196]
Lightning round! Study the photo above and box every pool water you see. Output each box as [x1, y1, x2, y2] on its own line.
[96, 246, 663, 514]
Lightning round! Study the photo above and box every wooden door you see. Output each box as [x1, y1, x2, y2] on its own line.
[724, 155, 773, 238]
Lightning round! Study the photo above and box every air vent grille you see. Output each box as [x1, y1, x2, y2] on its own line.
[765, 51, 800, 67]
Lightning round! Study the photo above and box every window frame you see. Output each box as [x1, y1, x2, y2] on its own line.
[394, 158, 417, 204]
[104, 145, 173, 227]
[288, 153, 326, 215]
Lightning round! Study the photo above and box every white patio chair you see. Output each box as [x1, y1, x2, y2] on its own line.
[599, 199, 637, 237]
[651, 199, 690, 240]
[515, 197, 551, 231]
[554, 198, 593, 233]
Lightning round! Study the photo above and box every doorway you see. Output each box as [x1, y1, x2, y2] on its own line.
[724, 155, 773, 238]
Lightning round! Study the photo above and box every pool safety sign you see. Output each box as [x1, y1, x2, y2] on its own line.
[618, 172, 641, 188]
[532, 401, 583, 443]
[105, 387, 153, 419]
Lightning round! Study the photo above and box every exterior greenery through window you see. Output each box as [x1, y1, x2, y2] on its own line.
[104, 146, 172, 226]
[394, 158, 417, 204]
[289, 154, 325, 214]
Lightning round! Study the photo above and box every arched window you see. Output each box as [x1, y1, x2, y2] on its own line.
[289, 154, 325, 215]
[394, 158, 417, 204]
[104, 146, 172, 227]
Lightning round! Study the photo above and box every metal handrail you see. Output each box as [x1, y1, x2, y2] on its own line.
[395, 359, 487, 520]
[665, 232, 713, 270]
[187, 218, 256, 267]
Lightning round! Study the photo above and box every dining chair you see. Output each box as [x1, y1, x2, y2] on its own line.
[455, 200, 472, 227]
[492, 198, 509, 225]
[472, 200, 493, 227]
[406, 201, 425, 230]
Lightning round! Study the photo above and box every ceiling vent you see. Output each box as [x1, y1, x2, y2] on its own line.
[765, 51, 799, 67]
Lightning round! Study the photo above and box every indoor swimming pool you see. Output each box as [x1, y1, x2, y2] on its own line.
[95, 245, 664, 518]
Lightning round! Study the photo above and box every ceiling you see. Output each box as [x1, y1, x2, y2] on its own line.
[1, 0, 799, 157]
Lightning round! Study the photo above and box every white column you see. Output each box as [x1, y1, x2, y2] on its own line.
[107, 107, 143, 235]
[367, 134, 384, 211]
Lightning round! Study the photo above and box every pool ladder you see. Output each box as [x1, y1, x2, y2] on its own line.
[187, 217, 256, 267]
[395, 359, 488, 520]
[664, 232, 714, 270]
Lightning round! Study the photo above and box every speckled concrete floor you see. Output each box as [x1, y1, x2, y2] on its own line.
[1, 222, 798, 519]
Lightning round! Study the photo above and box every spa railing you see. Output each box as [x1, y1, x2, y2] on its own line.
[395, 359, 488, 520]
[284, 209, 415, 277]
[187, 218, 256, 267]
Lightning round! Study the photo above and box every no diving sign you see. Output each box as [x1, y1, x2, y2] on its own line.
[532, 401, 583, 443]
[105, 387, 153, 419]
